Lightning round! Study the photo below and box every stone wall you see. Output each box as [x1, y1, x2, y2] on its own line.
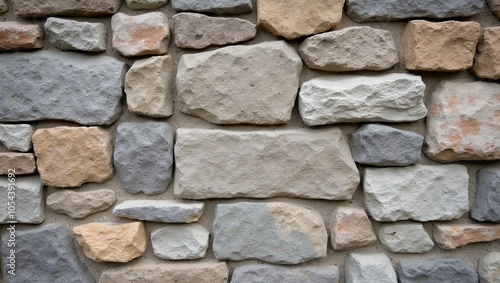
[0, 0, 500, 282]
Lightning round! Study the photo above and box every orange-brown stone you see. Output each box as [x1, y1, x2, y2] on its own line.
[472, 27, 500, 79]
[0, 22, 43, 51]
[434, 224, 500, 249]
[0, 153, 36, 175]
[330, 206, 377, 250]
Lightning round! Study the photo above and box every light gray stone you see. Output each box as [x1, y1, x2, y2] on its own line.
[126, 0, 168, 10]
[0, 124, 33, 152]
[171, 0, 252, 14]
[174, 128, 359, 200]
[299, 73, 427, 126]
[378, 224, 434, 253]
[488, 0, 500, 19]
[0, 175, 44, 224]
[151, 224, 209, 260]
[231, 264, 340, 283]
[213, 202, 328, 264]
[0, 0, 8, 14]
[47, 189, 116, 219]
[364, 165, 469, 221]
[45, 17, 106, 52]
[478, 252, 500, 283]
[11, 0, 121, 17]
[471, 167, 500, 222]
[112, 200, 204, 223]
[397, 258, 478, 283]
[345, 253, 397, 283]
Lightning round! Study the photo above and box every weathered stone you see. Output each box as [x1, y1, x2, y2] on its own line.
[73, 222, 146, 263]
[299, 27, 398, 71]
[478, 252, 500, 283]
[151, 224, 209, 260]
[175, 128, 359, 200]
[0, 153, 36, 175]
[349, 124, 424, 166]
[114, 122, 173, 195]
[0, 22, 43, 51]
[258, 0, 344, 40]
[125, 56, 173, 117]
[425, 81, 500, 162]
[434, 224, 500, 250]
[45, 17, 106, 52]
[0, 124, 34, 152]
[171, 0, 252, 14]
[11, 0, 121, 17]
[113, 200, 204, 223]
[231, 264, 340, 283]
[345, 253, 397, 283]
[177, 41, 302, 125]
[364, 165, 469, 221]
[111, 12, 170, 57]
[397, 258, 478, 283]
[126, 0, 168, 10]
[0, 0, 8, 14]
[299, 74, 426, 126]
[173, 12, 256, 49]
[0, 51, 125, 125]
[0, 176, 44, 224]
[33, 126, 114, 188]
[489, 0, 500, 19]
[47, 189, 116, 219]
[1, 224, 95, 283]
[378, 224, 434, 253]
[402, 20, 480, 71]
[472, 27, 500, 79]
[471, 167, 500, 222]
[330, 207, 376, 250]
[213, 202, 327, 264]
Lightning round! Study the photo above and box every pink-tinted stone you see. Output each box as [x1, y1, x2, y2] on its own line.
[330, 206, 377, 250]
[0, 153, 36, 175]
[472, 27, 500, 79]
[0, 22, 43, 51]
[434, 224, 500, 249]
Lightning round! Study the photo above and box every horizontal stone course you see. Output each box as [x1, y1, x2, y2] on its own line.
[112, 200, 204, 223]
[434, 224, 500, 249]
[231, 264, 339, 283]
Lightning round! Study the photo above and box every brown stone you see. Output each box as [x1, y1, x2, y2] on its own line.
[402, 20, 480, 71]
[472, 27, 500, 79]
[330, 206, 377, 250]
[32, 126, 114, 187]
[11, 0, 121, 17]
[434, 224, 500, 250]
[487, 0, 500, 19]
[73, 222, 146, 262]
[47, 189, 116, 219]
[0, 22, 43, 51]
[0, 153, 36, 175]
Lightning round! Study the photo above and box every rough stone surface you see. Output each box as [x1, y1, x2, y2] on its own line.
[299, 73, 426, 126]
[397, 258, 478, 283]
[231, 264, 340, 283]
[472, 27, 500, 79]
[330, 207, 376, 250]
[488, 0, 500, 19]
[177, 41, 302, 125]
[126, 0, 168, 10]
[73, 222, 146, 263]
[114, 122, 173, 195]
[364, 165, 469, 221]
[258, 0, 344, 40]
[174, 128, 359, 200]
[0, 0, 7, 14]
[111, 12, 170, 57]
[11, 0, 121, 17]
[471, 167, 500, 222]
[45, 17, 107, 52]
[0, 124, 34, 152]
[349, 124, 423, 166]
[113, 200, 204, 223]
[378, 224, 434, 253]
[0, 153, 36, 175]
[0, 176, 44, 224]
[47, 189, 116, 219]
[213, 202, 327, 264]
[298, 27, 398, 71]
[151, 224, 209, 260]
[171, 0, 252, 14]
[425, 81, 500, 162]
[1, 224, 95, 283]
[403, 20, 480, 71]
[345, 253, 397, 283]
[33, 127, 114, 188]
[478, 252, 500, 283]
[125, 55, 173, 118]
[434, 224, 500, 250]
[0, 51, 125, 126]
[173, 12, 256, 49]
[0, 22, 43, 51]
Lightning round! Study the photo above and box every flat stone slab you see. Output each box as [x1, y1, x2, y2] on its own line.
[0, 175, 44, 224]
[171, 0, 252, 14]
[45, 17, 107, 52]
[126, 0, 168, 10]
[471, 167, 500, 222]
[0, 153, 36, 175]
[11, 0, 121, 17]
[151, 224, 209, 260]
[174, 128, 359, 200]
[434, 224, 500, 249]
[378, 224, 434, 253]
[47, 189, 116, 219]
[231, 264, 339, 283]
[478, 252, 500, 283]
[397, 258, 478, 283]
[345, 253, 397, 283]
[472, 27, 500, 80]
[113, 200, 204, 223]
[0, 22, 43, 51]
[0, 124, 33, 152]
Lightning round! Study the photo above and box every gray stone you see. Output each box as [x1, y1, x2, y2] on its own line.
[126, 0, 168, 10]
[173, 12, 256, 49]
[478, 252, 500, 283]
[1, 224, 95, 283]
[0, 51, 125, 126]
[0, 176, 44, 224]
[177, 41, 302, 125]
[346, 0, 483, 22]
[112, 200, 204, 223]
[0, 124, 33, 152]
[299, 74, 427, 126]
[151, 224, 209, 260]
[45, 17, 106, 52]
[378, 224, 434, 253]
[364, 165, 469, 221]
[487, 0, 500, 19]
[114, 122, 174, 195]
[174, 128, 359, 200]
[299, 27, 398, 72]
[0, 0, 8, 14]
[231, 264, 340, 283]
[397, 258, 478, 283]
[47, 189, 116, 219]
[345, 253, 397, 283]
[213, 202, 327, 264]
[171, 0, 252, 14]
[11, 0, 121, 17]
[349, 124, 424, 166]
[471, 167, 500, 222]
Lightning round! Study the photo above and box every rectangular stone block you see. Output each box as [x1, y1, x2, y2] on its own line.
[0, 175, 44, 224]
[0, 153, 36, 175]
[0, 22, 43, 51]
[11, 0, 121, 17]
[434, 224, 500, 249]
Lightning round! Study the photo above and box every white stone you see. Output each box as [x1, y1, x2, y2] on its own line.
[45, 17, 107, 52]
[378, 224, 434, 253]
[151, 224, 209, 260]
[0, 176, 44, 224]
[345, 253, 397, 283]
[478, 252, 500, 283]
[0, 124, 34, 152]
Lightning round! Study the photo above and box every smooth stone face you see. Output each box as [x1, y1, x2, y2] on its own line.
[151, 224, 209, 260]
[171, 0, 252, 14]
[231, 264, 340, 283]
[471, 167, 500, 222]
[298, 27, 398, 71]
[45, 17, 107, 52]
[0, 51, 125, 126]
[11, 0, 121, 17]
[488, 0, 500, 19]
[126, 0, 168, 10]
[114, 122, 173, 195]
[47, 189, 116, 219]
[345, 253, 397, 283]
[478, 252, 500, 283]
[213, 202, 328, 264]
[0, 0, 7, 14]
[330, 207, 376, 250]
[0, 22, 43, 51]
[472, 27, 500, 79]
[299, 74, 427, 126]
[174, 128, 359, 200]
[0, 124, 34, 152]
[378, 224, 434, 253]
[397, 258, 478, 283]
[434, 224, 500, 250]
[113, 200, 204, 223]
[364, 165, 469, 221]
[177, 41, 302, 125]
[0, 153, 36, 175]
[0, 176, 44, 224]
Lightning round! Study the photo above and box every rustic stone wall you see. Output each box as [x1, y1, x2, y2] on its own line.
[1, 0, 500, 282]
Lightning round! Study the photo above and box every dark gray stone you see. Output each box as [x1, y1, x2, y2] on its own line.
[397, 258, 478, 283]
[348, 124, 423, 166]
[114, 122, 174, 195]
[0, 51, 126, 126]
[231, 264, 339, 283]
[171, 0, 252, 14]
[487, 0, 500, 19]
[471, 167, 500, 222]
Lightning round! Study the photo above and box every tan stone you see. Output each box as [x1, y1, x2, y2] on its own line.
[47, 189, 116, 219]
[258, 0, 344, 40]
[11, 0, 121, 17]
[73, 222, 146, 262]
[0, 153, 36, 175]
[403, 20, 480, 71]
[472, 27, 500, 79]
[330, 207, 377, 250]
[434, 224, 500, 250]
[32, 126, 114, 187]
[0, 22, 43, 51]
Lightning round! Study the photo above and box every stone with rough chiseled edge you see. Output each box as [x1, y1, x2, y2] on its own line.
[345, 253, 397, 283]
[487, 0, 500, 19]
[0, 22, 43, 51]
[434, 224, 500, 250]
[378, 224, 434, 253]
[11, 0, 121, 17]
[0, 124, 33, 152]
[330, 207, 376, 250]
[47, 189, 116, 219]
[113, 200, 204, 223]
[231, 264, 340, 283]
[45, 17, 107, 52]
[471, 167, 500, 222]
[478, 252, 500, 283]
[0, 176, 44, 224]
[472, 27, 500, 80]
[397, 258, 478, 283]
[171, 0, 252, 14]
[151, 224, 209, 260]
[0, 153, 36, 175]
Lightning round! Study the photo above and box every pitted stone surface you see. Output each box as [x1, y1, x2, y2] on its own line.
[113, 200, 204, 223]
[471, 167, 500, 222]
[397, 258, 478, 283]
[478, 252, 500, 283]
[472, 27, 500, 80]
[126, 0, 168, 10]
[174, 128, 359, 200]
[0, 176, 44, 224]
[11, 0, 121, 17]
[151, 224, 209, 260]
[231, 264, 340, 283]
[330, 207, 376, 250]
[345, 253, 397, 283]
[45, 17, 106, 52]
[488, 0, 500, 19]
[0, 124, 34, 152]
[0, 153, 36, 175]
[0, 22, 43, 51]
[171, 0, 252, 14]
[378, 224, 434, 253]
[47, 189, 116, 219]
[434, 224, 500, 249]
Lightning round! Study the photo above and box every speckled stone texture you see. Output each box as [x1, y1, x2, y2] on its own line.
[11, 0, 121, 17]
[478, 252, 500, 283]
[231, 264, 340, 283]
[45, 17, 107, 52]
[472, 27, 500, 79]
[345, 253, 397, 283]
[378, 224, 434, 253]
[47, 189, 116, 219]
[171, 0, 252, 14]
[0, 153, 36, 175]
[0, 124, 33, 152]
[112, 200, 204, 223]
[397, 258, 478, 283]
[0, 22, 43, 51]
[0, 176, 44, 224]
[471, 167, 500, 222]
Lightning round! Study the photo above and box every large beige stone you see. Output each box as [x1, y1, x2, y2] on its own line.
[0, 22, 43, 51]
[32, 126, 114, 187]
[403, 20, 480, 71]
[434, 224, 500, 250]
[472, 27, 500, 79]
[0, 153, 36, 175]
[330, 207, 377, 250]
[73, 222, 146, 263]
[47, 189, 116, 219]
[11, 0, 121, 17]
[258, 0, 344, 39]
